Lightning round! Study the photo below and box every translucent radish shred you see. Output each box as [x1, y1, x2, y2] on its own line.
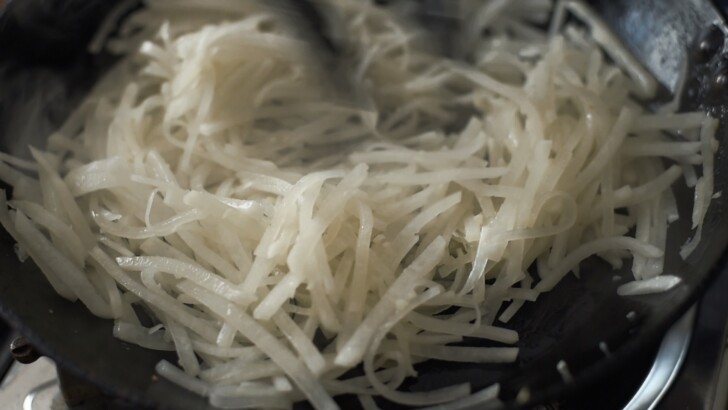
[0, 0, 718, 408]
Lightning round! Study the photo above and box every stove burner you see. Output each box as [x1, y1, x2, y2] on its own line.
[25, 379, 62, 410]
[0, 357, 63, 410]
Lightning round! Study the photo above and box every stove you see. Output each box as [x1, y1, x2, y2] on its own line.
[0, 263, 725, 410]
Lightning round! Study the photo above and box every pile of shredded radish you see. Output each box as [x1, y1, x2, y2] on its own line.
[0, 0, 720, 408]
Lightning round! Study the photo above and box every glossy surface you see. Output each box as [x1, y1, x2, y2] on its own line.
[624, 307, 695, 410]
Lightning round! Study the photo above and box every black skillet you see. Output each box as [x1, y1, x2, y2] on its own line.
[0, 0, 727, 409]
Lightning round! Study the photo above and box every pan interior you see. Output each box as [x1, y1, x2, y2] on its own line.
[0, 1, 726, 408]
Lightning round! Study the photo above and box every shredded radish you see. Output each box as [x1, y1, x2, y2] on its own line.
[0, 0, 719, 408]
[556, 360, 574, 384]
[617, 275, 683, 296]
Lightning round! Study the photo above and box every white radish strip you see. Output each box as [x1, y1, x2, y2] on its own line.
[64, 157, 131, 196]
[680, 224, 703, 259]
[335, 237, 446, 368]
[114, 321, 174, 350]
[347, 202, 374, 320]
[0, 194, 76, 300]
[488, 194, 578, 243]
[116, 256, 246, 302]
[694, 116, 719, 229]
[99, 236, 135, 257]
[15, 212, 112, 317]
[537, 237, 663, 291]
[200, 359, 282, 383]
[94, 208, 204, 239]
[692, 178, 708, 230]
[0, 153, 39, 171]
[144, 189, 160, 227]
[388, 193, 461, 269]
[407, 312, 518, 344]
[375, 168, 508, 185]
[31, 148, 95, 247]
[97, 269, 124, 319]
[253, 273, 304, 320]
[632, 112, 707, 132]
[410, 344, 519, 363]
[165, 314, 201, 376]
[574, 108, 635, 192]
[273, 312, 327, 376]
[177, 231, 243, 282]
[216, 323, 236, 348]
[91, 248, 219, 341]
[460, 226, 491, 294]
[499, 299, 526, 323]
[587, 165, 683, 221]
[617, 275, 682, 296]
[363, 287, 473, 406]
[379, 184, 444, 220]
[190, 340, 263, 359]
[0, 161, 41, 201]
[11, 200, 86, 267]
[156, 360, 211, 397]
[274, 376, 293, 392]
[139, 237, 198, 266]
[411, 333, 464, 346]
[175, 281, 338, 410]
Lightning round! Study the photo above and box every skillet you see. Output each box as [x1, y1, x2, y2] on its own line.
[0, 0, 727, 408]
